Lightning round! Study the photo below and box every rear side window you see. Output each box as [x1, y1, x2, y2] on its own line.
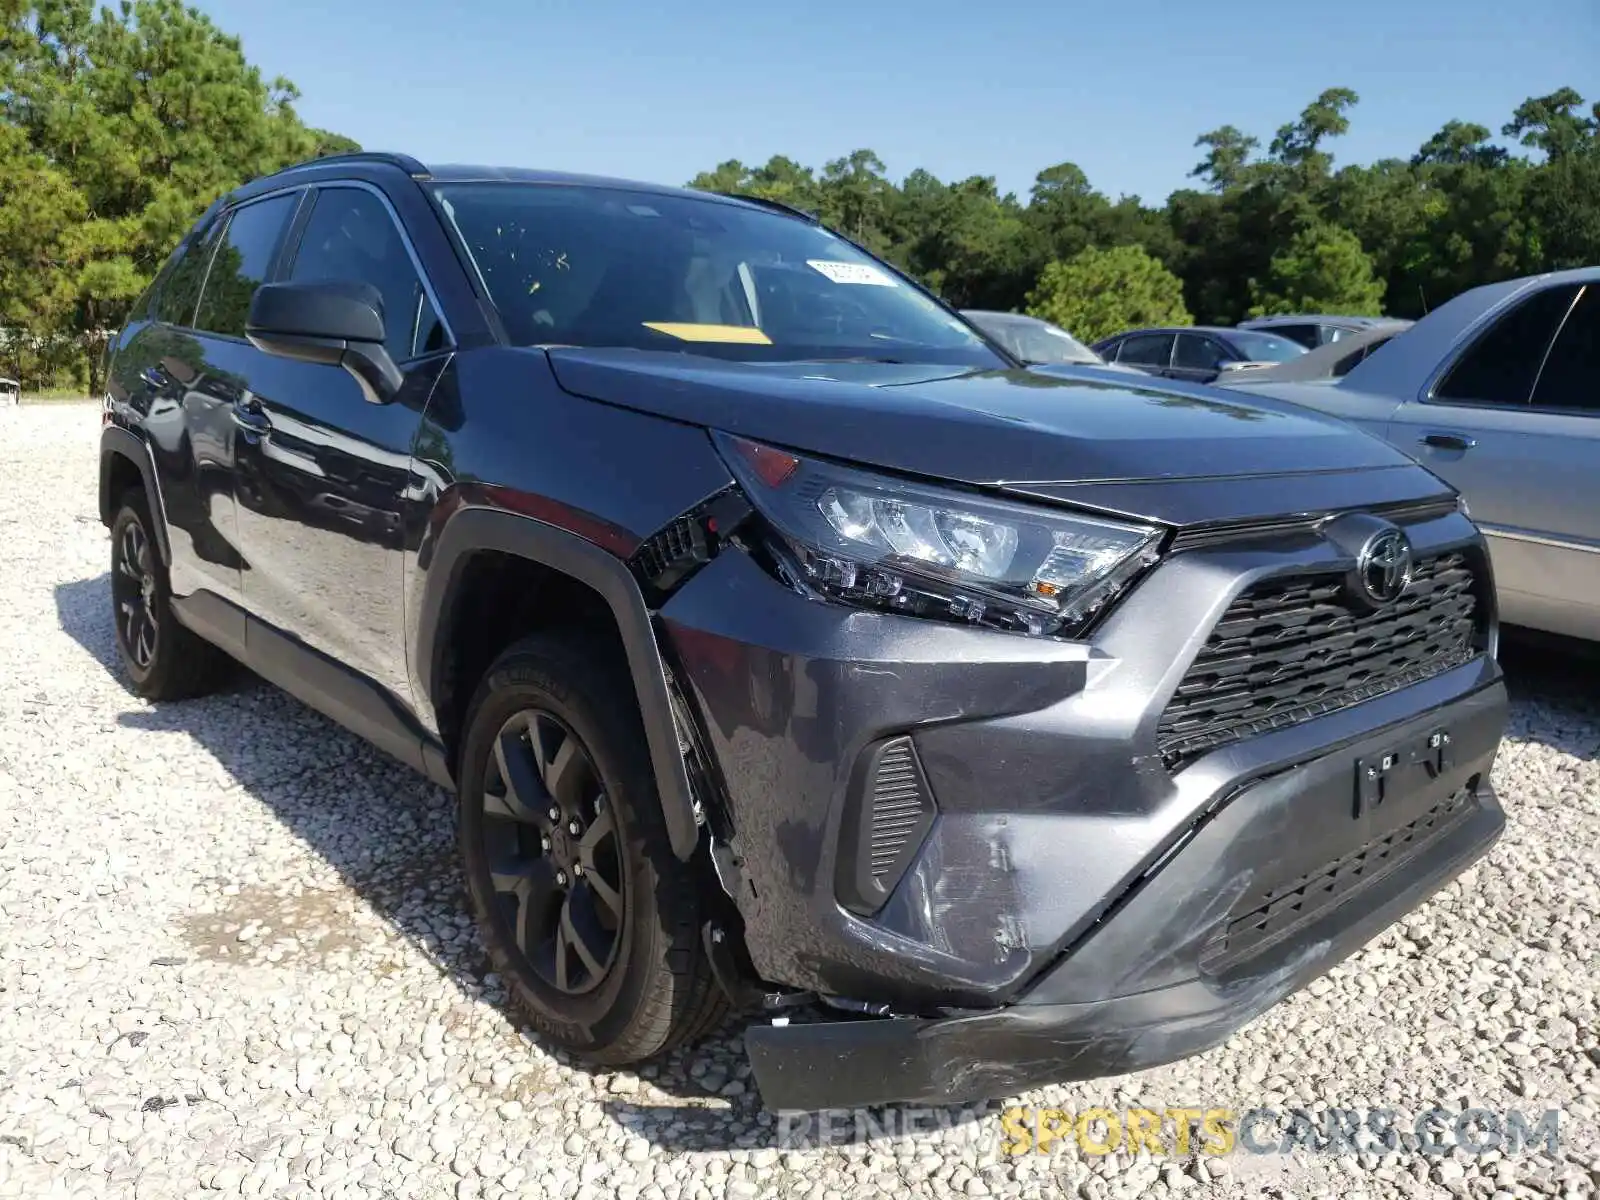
[1530, 285, 1600, 411]
[1433, 285, 1580, 406]
[1118, 333, 1173, 367]
[194, 195, 297, 338]
[155, 226, 220, 327]
[287, 188, 447, 362]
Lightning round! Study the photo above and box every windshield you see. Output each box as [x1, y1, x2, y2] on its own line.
[428, 183, 1002, 367]
[967, 313, 1100, 364]
[1229, 329, 1308, 363]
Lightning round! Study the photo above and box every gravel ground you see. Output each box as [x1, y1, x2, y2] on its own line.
[1, 402, 1596, 1200]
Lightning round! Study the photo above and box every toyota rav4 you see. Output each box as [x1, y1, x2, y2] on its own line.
[99, 152, 1507, 1110]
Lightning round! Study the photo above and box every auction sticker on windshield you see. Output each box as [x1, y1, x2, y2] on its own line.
[807, 260, 898, 286]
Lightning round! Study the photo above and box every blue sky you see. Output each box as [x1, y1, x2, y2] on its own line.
[205, 0, 1597, 204]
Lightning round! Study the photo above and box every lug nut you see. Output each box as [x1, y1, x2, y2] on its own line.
[555, 870, 567, 887]
[548, 806, 560, 822]
[572, 863, 584, 877]
[567, 820, 582, 836]
[540, 836, 551, 852]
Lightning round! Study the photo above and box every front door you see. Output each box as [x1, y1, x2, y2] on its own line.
[1387, 281, 1600, 640]
[1170, 332, 1226, 384]
[231, 183, 452, 705]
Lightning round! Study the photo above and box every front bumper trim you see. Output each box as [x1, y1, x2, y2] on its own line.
[746, 779, 1502, 1111]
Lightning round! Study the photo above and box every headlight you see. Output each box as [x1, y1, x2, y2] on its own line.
[716, 433, 1163, 638]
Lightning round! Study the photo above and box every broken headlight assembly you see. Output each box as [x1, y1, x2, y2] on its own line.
[716, 433, 1163, 638]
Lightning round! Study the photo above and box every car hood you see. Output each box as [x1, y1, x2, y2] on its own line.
[543, 349, 1449, 526]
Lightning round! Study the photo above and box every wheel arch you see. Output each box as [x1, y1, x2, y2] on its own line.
[416, 506, 701, 861]
[100, 426, 172, 567]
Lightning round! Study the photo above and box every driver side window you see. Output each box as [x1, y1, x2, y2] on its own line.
[287, 187, 448, 363]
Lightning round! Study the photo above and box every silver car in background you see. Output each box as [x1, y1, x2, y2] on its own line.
[1238, 313, 1395, 349]
[1224, 268, 1600, 641]
[961, 310, 1137, 371]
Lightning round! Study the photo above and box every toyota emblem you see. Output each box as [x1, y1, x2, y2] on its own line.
[1355, 528, 1414, 605]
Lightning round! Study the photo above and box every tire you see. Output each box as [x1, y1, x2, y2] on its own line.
[458, 631, 726, 1064]
[109, 489, 235, 700]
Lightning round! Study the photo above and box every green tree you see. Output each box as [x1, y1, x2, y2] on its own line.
[1502, 88, 1599, 160]
[1189, 125, 1259, 192]
[1025, 245, 1191, 344]
[1248, 222, 1386, 316]
[0, 0, 357, 389]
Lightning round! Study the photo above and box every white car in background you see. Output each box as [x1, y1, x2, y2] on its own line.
[1223, 268, 1600, 642]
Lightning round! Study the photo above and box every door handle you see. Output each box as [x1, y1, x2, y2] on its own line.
[1420, 431, 1476, 452]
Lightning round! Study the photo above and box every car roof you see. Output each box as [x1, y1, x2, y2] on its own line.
[230, 152, 784, 217]
[1109, 326, 1248, 338]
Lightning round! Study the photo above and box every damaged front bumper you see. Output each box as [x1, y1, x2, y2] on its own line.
[659, 504, 1507, 1109]
[743, 689, 1504, 1109]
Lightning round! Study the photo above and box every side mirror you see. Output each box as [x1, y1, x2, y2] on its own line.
[246, 281, 402, 404]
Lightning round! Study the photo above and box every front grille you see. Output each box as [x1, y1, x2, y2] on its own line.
[1200, 784, 1476, 976]
[1157, 552, 1480, 769]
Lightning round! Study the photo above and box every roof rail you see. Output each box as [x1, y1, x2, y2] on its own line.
[722, 192, 819, 223]
[269, 151, 431, 181]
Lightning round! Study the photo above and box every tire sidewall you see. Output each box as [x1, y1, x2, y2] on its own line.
[458, 650, 669, 1055]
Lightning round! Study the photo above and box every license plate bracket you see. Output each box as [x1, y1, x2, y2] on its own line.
[1355, 726, 1454, 817]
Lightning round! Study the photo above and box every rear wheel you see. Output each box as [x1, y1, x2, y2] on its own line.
[458, 632, 726, 1063]
[109, 490, 234, 700]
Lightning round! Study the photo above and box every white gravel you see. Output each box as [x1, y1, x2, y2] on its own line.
[1, 402, 1597, 1200]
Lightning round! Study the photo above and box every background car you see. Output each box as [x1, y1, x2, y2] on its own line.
[1221, 267, 1600, 642]
[1220, 320, 1414, 384]
[1237, 313, 1393, 349]
[961, 310, 1135, 370]
[1092, 325, 1307, 383]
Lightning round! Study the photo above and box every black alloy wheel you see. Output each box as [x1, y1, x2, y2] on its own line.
[480, 709, 626, 994]
[112, 515, 159, 670]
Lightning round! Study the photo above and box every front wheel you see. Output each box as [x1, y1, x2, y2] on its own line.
[458, 632, 726, 1063]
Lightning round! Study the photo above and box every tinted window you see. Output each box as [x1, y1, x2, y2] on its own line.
[288, 188, 447, 362]
[1173, 333, 1225, 370]
[155, 226, 221, 327]
[1434, 285, 1580, 406]
[428, 183, 999, 367]
[1117, 333, 1173, 367]
[194, 195, 296, 338]
[1267, 324, 1319, 349]
[1530, 285, 1600, 411]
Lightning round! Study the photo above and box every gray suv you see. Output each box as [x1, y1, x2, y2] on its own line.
[99, 152, 1507, 1110]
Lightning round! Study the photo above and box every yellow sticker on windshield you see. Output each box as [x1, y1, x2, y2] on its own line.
[643, 322, 773, 344]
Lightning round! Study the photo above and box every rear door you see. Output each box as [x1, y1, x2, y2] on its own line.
[1386, 282, 1600, 639]
[112, 195, 300, 610]
[231, 182, 452, 704]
